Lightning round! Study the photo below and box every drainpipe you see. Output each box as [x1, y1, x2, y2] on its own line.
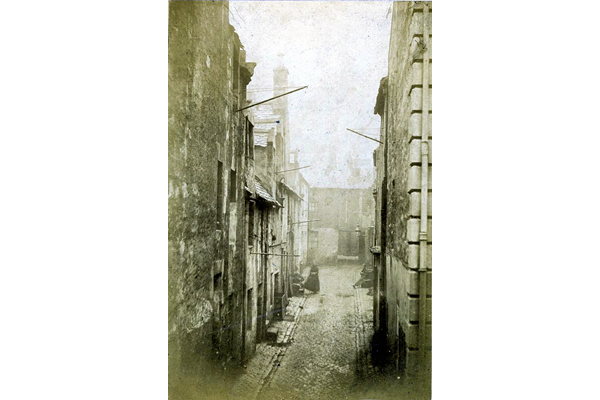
[418, 2, 431, 372]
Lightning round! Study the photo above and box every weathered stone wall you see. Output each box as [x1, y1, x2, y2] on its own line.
[168, 0, 229, 378]
[372, 77, 387, 338]
[168, 1, 258, 386]
[377, 1, 432, 378]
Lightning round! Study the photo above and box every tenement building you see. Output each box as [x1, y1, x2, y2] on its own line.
[169, 3, 310, 392]
[168, 0, 258, 384]
[249, 58, 310, 320]
[372, 1, 432, 380]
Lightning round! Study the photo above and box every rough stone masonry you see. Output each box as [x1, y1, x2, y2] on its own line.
[372, 1, 432, 381]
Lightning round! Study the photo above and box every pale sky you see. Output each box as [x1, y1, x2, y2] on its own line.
[230, 1, 392, 188]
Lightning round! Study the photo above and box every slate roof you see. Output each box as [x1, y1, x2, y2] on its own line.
[255, 181, 281, 207]
[280, 181, 303, 200]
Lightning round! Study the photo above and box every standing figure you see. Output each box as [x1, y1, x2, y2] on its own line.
[303, 263, 320, 293]
[353, 264, 373, 289]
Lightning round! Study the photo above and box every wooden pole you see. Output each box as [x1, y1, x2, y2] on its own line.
[235, 86, 308, 112]
[346, 128, 383, 144]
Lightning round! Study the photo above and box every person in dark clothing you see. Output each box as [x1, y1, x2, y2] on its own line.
[353, 264, 373, 289]
[291, 271, 305, 296]
[303, 263, 320, 293]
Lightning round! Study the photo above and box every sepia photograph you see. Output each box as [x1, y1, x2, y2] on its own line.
[169, 1, 432, 398]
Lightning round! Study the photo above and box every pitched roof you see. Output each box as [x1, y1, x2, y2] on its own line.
[255, 181, 281, 207]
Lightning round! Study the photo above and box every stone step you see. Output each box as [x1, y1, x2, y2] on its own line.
[266, 327, 278, 342]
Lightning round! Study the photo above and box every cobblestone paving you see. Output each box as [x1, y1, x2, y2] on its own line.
[226, 264, 428, 400]
[257, 264, 361, 400]
[227, 296, 307, 400]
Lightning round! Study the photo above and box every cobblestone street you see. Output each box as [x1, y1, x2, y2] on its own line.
[167, 4, 435, 398]
[225, 264, 426, 400]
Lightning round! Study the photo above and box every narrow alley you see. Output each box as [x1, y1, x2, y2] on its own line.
[226, 264, 428, 400]
[169, 2, 432, 399]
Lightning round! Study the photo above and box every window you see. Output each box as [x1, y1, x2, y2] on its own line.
[257, 283, 263, 315]
[217, 161, 223, 229]
[246, 288, 253, 330]
[229, 170, 237, 202]
[274, 272, 280, 295]
[248, 203, 255, 246]
[213, 272, 222, 292]
[245, 118, 254, 160]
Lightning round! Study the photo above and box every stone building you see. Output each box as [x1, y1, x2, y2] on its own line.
[371, 1, 432, 381]
[168, 1, 308, 387]
[169, 4, 312, 391]
[168, 0, 259, 386]
[288, 152, 311, 268]
[308, 186, 374, 265]
[249, 102, 289, 337]
[250, 61, 310, 315]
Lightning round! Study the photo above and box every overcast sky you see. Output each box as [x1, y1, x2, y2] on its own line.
[230, 1, 392, 188]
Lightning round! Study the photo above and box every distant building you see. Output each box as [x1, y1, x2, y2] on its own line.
[308, 137, 375, 266]
[308, 187, 374, 265]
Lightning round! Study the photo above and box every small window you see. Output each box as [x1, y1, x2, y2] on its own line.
[229, 170, 237, 202]
[274, 273, 280, 295]
[213, 272, 223, 303]
[246, 118, 254, 160]
[213, 272, 222, 292]
[217, 161, 223, 228]
[246, 288, 253, 330]
[248, 203, 255, 245]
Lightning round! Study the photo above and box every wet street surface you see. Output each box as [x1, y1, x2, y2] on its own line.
[225, 264, 428, 400]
